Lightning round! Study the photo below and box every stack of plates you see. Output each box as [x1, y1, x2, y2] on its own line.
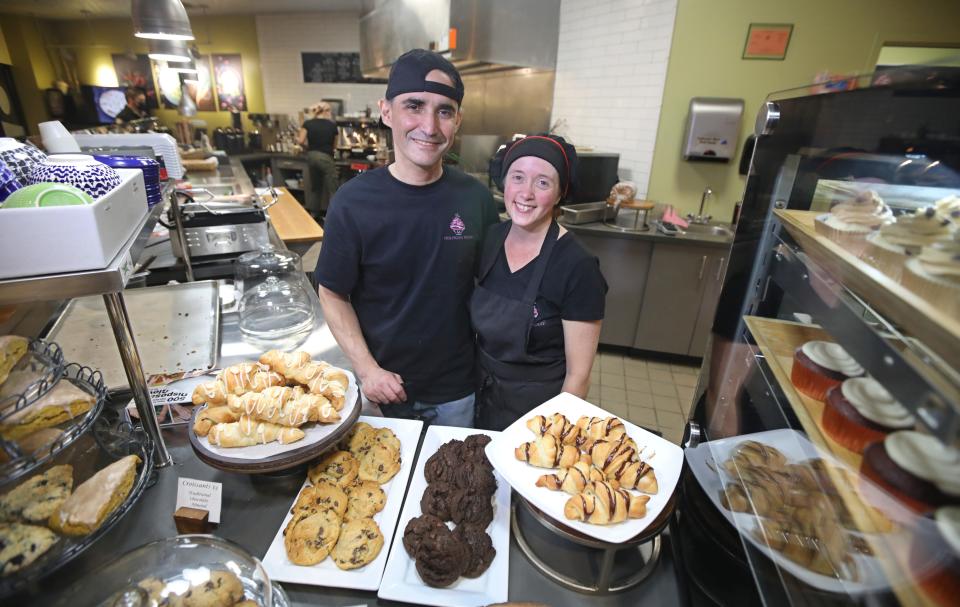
[94, 155, 163, 207]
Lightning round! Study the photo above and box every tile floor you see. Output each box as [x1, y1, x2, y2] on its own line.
[587, 351, 700, 445]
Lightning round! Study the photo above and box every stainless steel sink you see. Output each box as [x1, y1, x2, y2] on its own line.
[683, 223, 734, 238]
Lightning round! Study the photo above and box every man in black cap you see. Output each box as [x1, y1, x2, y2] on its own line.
[315, 49, 499, 426]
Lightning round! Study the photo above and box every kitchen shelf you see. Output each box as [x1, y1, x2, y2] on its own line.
[774, 210, 960, 370]
[742, 315, 939, 607]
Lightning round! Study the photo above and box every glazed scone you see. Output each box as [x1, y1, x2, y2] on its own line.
[0, 380, 95, 440]
[0, 428, 65, 464]
[0, 336, 28, 387]
[0, 464, 73, 523]
[49, 454, 141, 535]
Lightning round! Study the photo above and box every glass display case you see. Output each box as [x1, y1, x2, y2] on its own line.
[674, 66, 960, 606]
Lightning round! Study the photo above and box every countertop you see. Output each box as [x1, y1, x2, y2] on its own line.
[560, 218, 734, 249]
[265, 187, 324, 244]
[14, 284, 684, 607]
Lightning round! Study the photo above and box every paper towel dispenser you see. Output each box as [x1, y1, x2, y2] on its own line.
[682, 97, 744, 162]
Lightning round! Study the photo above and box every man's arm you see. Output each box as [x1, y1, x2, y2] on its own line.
[297, 127, 308, 147]
[560, 319, 602, 398]
[318, 285, 407, 404]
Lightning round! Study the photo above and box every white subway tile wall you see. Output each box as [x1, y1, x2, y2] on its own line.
[550, 0, 678, 196]
[256, 13, 385, 117]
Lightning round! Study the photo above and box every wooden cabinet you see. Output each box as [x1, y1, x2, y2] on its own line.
[633, 243, 726, 356]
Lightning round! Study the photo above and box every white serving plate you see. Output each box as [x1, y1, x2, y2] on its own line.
[378, 425, 510, 607]
[261, 415, 423, 591]
[196, 370, 359, 460]
[685, 428, 928, 594]
[0, 169, 148, 279]
[484, 392, 684, 544]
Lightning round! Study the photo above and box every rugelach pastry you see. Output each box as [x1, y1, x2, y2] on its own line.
[861, 431, 960, 513]
[49, 454, 140, 535]
[0, 380, 95, 440]
[790, 341, 864, 401]
[0, 336, 28, 387]
[536, 461, 605, 495]
[822, 377, 915, 452]
[0, 522, 58, 576]
[0, 464, 73, 523]
[564, 480, 650, 524]
[526, 413, 582, 446]
[515, 434, 580, 468]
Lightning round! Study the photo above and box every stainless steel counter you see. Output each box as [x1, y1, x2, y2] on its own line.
[13, 286, 684, 606]
[560, 219, 734, 249]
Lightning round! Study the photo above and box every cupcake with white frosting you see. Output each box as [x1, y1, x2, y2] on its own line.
[861, 206, 955, 282]
[790, 340, 865, 401]
[814, 189, 894, 254]
[902, 230, 960, 318]
[911, 506, 960, 606]
[861, 431, 960, 514]
[822, 377, 915, 452]
[935, 194, 960, 228]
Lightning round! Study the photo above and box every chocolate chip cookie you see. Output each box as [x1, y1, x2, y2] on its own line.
[283, 509, 341, 566]
[357, 442, 400, 485]
[308, 450, 359, 488]
[344, 480, 386, 521]
[330, 518, 384, 570]
[292, 481, 349, 519]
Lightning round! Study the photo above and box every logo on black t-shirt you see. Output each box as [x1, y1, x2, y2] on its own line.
[444, 212, 473, 241]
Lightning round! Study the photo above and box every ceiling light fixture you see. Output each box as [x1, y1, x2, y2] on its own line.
[132, 0, 195, 41]
[148, 39, 192, 63]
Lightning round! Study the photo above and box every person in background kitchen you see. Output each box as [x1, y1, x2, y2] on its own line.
[471, 134, 607, 431]
[297, 101, 339, 218]
[314, 49, 499, 426]
[115, 87, 149, 124]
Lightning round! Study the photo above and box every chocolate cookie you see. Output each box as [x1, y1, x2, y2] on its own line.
[423, 451, 456, 484]
[448, 488, 494, 528]
[420, 481, 456, 521]
[414, 525, 468, 588]
[454, 523, 496, 578]
[464, 434, 492, 452]
[452, 462, 497, 496]
[402, 513, 447, 557]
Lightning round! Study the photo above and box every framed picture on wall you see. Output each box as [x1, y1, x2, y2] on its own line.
[112, 53, 160, 108]
[213, 54, 246, 111]
[742, 23, 793, 60]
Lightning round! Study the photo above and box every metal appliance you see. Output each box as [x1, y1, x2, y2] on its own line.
[169, 190, 277, 260]
[682, 97, 744, 161]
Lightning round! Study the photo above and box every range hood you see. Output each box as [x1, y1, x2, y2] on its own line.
[360, 0, 560, 77]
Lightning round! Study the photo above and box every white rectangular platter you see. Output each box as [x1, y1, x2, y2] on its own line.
[685, 428, 914, 594]
[378, 425, 510, 607]
[484, 392, 684, 544]
[261, 415, 423, 590]
[196, 370, 359, 460]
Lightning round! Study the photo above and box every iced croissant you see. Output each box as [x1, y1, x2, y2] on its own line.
[208, 414, 305, 447]
[563, 480, 650, 524]
[226, 386, 340, 426]
[515, 434, 581, 469]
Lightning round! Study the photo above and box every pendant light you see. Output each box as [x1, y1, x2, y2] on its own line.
[132, 0, 194, 41]
[148, 39, 192, 63]
[167, 60, 199, 75]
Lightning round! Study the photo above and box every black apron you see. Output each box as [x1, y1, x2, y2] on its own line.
[470, 221, 566, 431]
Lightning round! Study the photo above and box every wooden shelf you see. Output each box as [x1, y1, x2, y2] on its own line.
[744, 315, 938, 607]
[775, 209, 960, 370]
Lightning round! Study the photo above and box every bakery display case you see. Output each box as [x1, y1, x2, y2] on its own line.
[676, 70, 960, 607]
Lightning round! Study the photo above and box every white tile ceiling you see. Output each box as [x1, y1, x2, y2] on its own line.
[0, 0, 366, 19]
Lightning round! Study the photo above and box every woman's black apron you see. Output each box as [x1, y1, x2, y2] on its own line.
[470, 221, 566, 431]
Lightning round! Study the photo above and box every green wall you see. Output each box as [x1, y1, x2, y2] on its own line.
[877, 45, 960, 67]
[647, 0, 960, 218]
[45, 15, 265, 132]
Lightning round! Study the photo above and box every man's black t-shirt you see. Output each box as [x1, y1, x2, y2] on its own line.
[315, 166, 499, 403]
[479, 230, 607, 360]
[303, 118, 337, 155]
[115, 105, 144, 123]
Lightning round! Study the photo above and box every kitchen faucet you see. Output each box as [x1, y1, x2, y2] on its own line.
[688, 186, 713, 224]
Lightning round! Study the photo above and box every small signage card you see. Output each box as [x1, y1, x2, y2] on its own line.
[176, 477, 223, 523]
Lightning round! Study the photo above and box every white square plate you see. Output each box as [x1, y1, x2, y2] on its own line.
[261, 415, 423, 590]
[484, 392, 684, 544]
[378, 425, 510, 607]
[685, 428, 923, 593]
[196, 370, 360, 460]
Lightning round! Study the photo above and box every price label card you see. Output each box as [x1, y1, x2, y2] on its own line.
[176, 477, 223, 523]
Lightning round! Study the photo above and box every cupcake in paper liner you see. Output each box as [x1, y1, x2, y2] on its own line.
[814, 189, 893, 254]
[935, 194, 960, 229]
[902, 231, 960, 318]
[861, 206, 955, 282]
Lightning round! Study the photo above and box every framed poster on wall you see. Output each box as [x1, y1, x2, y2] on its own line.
[742, 24, 793, 60]
[112, 53, 159, 108]
[156, 55, 215, 111]
[213, 54, 246, 111]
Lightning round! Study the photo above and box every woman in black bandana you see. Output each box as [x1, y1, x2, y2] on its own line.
[470, 134, 608, 431]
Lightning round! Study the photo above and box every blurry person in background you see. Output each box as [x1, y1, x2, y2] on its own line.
[115, 87, 148, 123]
[297, 102, 339, 217]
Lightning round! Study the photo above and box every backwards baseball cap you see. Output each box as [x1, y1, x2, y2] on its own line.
[385, 49, 465, 104]
[491, 134, 579, 200]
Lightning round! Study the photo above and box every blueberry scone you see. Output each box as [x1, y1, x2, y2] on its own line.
[0, 522, 58, 576]
[344, 480, 386, 521]
[0, 464, 73, 523]
[330, 517, 384, 570]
